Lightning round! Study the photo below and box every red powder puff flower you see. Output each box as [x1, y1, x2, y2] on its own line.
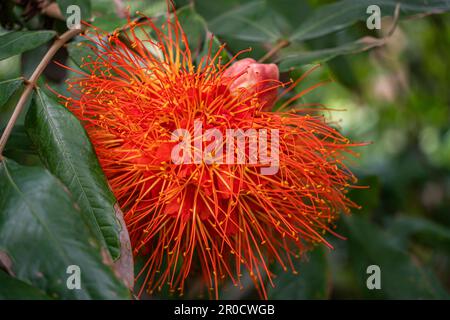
[61, 9, 363, 299]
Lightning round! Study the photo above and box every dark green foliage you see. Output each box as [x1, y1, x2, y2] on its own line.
[0, 0, 449, 300]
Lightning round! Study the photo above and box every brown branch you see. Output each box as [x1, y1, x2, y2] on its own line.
[258, 39, 290, 63]
[387, 3, 401, 37]
[41, 2, 65, 20]
[0, 28, 82, 158]
[258, 3, 403, 65]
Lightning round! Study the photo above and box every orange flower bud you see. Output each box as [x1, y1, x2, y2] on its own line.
[223, 58, 280, 111]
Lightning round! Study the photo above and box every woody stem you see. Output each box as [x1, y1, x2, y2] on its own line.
[0, 28, 82, 157]
[258, 39, 290, 63]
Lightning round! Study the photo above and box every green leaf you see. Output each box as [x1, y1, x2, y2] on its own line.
[290, 0, 450, 42]
[67, 38, 96, 70]
[344, 215, 450, 299]
[196, 34, 232, 68]
[269, 247, 330, 299]
[0, 158, 131, 299]
[173, 5, 232, 65]
[290, 0, 376, 42]
[196, 0, 282, 43]
[197, 0, 450, 47]
[266, 0, 312, 29]
[277, 36, 385, 71]
[0, 78, 22, 109]
[0, 271, 51, 300]
[0, 31, 56, 61]
[25, 89, 122, 261]
[386, 216, 450, 251]
[177, 4, 208, 54]
[2, 125, 41, 166]
[57, 0, 92, 21]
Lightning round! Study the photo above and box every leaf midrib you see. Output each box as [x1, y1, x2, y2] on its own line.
[35, 90, 105, 242]
[0, 31, 54, 53]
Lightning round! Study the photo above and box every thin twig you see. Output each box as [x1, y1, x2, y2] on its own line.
[388, 3, 401, 37]
[0, 28, 82, 157]
[258, 39, 290, 63]
[41, 2, 65, 20]
[363, 3, 402, 50]
[258, 3, 402, 65]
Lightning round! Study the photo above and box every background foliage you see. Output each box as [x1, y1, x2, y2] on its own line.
[0, 0, 449, 299]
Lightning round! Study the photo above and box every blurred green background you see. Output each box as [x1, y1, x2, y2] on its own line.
[1, 0, 449, 299]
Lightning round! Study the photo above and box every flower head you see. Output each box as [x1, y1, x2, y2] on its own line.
[62, 9, 362, 299]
